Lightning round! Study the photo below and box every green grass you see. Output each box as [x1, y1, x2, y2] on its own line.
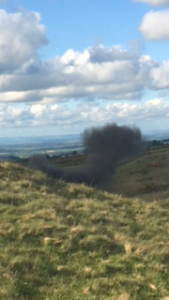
[112, 146, 169, 197]
[0, 161, 169, 299]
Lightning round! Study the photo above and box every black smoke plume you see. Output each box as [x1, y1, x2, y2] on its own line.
[28, 123, 145, 190]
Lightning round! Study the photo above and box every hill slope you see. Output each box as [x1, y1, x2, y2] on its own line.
[0, 162, 169, 300]
[111, 145, 169, 197]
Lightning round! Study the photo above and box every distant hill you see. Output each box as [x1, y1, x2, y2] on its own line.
[1, 129, 169, 146]
[143, 129, 169, 140]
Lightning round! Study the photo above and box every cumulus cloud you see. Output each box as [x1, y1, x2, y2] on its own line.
[0, 9, 48, 72]
[88, 45, 139, 63]
[139, 10, 169, 40]
[0, 99, 169, 130]
[150, 61, 169, 88]
[134, 0, 169, 6]
[0, 9, 168, 106]
[0, 40, 157, 102]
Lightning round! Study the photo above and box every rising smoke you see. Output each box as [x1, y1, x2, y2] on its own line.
[28, 123, 145, 190]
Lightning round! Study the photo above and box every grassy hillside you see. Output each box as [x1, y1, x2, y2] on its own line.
[112, 146, 169, 197]
[0, 161, 169, 300]
[21, 144, 169, 197]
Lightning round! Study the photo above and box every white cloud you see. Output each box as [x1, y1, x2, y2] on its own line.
[1, 99, 169, 130]
[0, 9, 168, 107]
[139, 10, 169, 40]
[134, 0, 169, 6]
[151, 61, 169, 88]
[0, 9, 48, 72]
[0, 43, 156, 102]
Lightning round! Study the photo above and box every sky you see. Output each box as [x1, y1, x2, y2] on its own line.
[0, 0, 169, 136]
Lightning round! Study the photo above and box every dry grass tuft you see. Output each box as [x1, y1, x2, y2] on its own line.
[124, 242, 132, 255]
[116, 293, 130, 300]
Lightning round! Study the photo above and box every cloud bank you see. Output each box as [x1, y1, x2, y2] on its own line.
[0, 36, 156, 103]
[0, 99, 169, 131]
[0, 7, 169, 133]
[0, 41, 169, 104]
[0, 9, 169, 105]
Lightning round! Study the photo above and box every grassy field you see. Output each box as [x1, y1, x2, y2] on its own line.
[0, 154, 169, 300]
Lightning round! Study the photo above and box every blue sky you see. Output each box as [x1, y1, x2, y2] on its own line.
[0, 0, 169, 136]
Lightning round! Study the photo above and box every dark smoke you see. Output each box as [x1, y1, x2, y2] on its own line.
[28, 123, 145, 190]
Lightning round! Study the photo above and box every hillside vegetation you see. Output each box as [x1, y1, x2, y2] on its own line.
[113, 146, 169, 197]
[45, 144, 169, 198]
[0, 161, 169, 300]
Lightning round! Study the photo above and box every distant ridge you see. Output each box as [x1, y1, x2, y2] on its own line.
[0, 130, 169, 146]
[143, 130, 169, 140]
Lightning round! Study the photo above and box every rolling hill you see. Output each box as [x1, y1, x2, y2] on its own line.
[0, 160, 169, 300]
